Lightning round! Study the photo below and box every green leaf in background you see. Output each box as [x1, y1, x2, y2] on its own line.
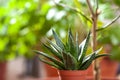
[0, 38, 8, 51]
[40, 2, 52, 15]
[74, 0, 81, 9]
[110, 46, 120, 61]
[113, 0, 120, 6]
[99, 4, 114, 20]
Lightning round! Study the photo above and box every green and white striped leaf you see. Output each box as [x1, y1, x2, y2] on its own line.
[38, 57, 63, 69]
[43, 43, 63, 61]
[34, 50, 64, 69]
[68, 29, 76, 57]
[52, 30, 65, 50]
[47, 39, 62, 54]
[62, 51, 78, 70]
[78, 32, 90, 64]
[79, 53, 95, 70]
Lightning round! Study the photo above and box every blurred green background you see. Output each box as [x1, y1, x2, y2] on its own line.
[0, 0, 120, 62]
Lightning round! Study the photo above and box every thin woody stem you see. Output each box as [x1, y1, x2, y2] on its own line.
[86, 0, 100, 80]
[54, 1, 92, 23]
[95, 0, 99, 12]
[86, 0, 95, 16]
[94, 0, 101, 80]
[93, 10, 100, 80]
[97, 14, 120, 31]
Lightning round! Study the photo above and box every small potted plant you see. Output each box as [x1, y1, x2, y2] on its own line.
[34, 29, 108, 80]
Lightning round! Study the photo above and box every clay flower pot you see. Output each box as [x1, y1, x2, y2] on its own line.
[0, 62, 6, 80]
[58, 70, 87, 80]
[44, 64, 58, 77]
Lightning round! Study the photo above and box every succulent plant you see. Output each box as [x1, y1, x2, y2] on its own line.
[34, 29, 109, 70]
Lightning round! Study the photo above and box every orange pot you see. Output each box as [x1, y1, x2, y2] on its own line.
[58, 70, 87, 80]
[44, 64, 58, 77]
[0, 62, 6, 80]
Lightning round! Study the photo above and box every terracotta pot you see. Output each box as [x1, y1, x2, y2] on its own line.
[0, 62, 6, 80]
[85, 57, 118, 79]
[44, 64, 58, 77]
[86, 64, 93, 77]
[86, 77, 118, 80]
[58, 70, 87, 80]
[100, 57, 118, 77]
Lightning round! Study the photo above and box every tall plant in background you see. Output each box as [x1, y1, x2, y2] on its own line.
[86, 0, 120, 80]
[54, 0, 120, 80]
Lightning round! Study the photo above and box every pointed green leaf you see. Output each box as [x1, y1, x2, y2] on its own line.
[43, 43, 63, 61]
[78, 39, 85, 59]
[38, 57, 63, 69]
[81, 32, 90, 56]
[47, 39, 62, 53]
[79, 53, 110, 70]
[52, 30, 65, 50]
[68, 29, 76, 57]
[95, 54, 110, 59]
[84, 47, 102, 61]
[83, 48, 102, 63]
[79, 48, 107, 70]
[75, 33, 79, 60]
[78, 32, 90, 63]
[34, 50, 64, 69]
[62, 51, 78, 70]
[79, 53, 95, 70]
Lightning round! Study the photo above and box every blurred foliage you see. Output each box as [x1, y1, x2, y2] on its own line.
[0, 0, 83, 61]
[98, 26, 120, 61]
[0, 0, 120, 61]
[0, 0, 55, 61]
[98, 26, 120, 45]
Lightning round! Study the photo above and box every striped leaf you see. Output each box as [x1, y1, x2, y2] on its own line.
[75, 33, 79, 60]
[79, 53, 95, 70]
[47, 39, 62, 54]
[43, 43, 63, 61]
[78, 32, 90, 64]
[38, 57, 63, 69]
[52, 30, 65, 50]
[34, 50, 65, 69]
[68, 29, 76, 57]
[62, 51, 78, 70]
[95, 54, 110, 59]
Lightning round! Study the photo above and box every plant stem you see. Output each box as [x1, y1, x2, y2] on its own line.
[96, 14, 120, 31]
[86, 0, 94, 16]
[53, 1, 92, 23]
[92, 9, 100, 80]
[86, 0, 100, 80]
